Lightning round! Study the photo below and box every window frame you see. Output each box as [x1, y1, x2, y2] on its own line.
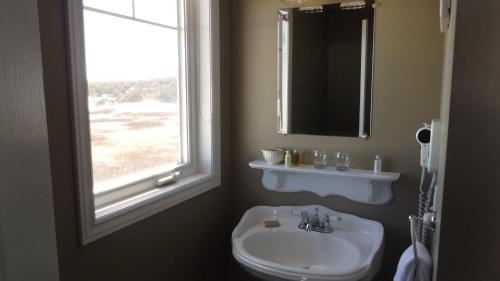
[81, 0, 196, 202]
[67, 0, 221, 245]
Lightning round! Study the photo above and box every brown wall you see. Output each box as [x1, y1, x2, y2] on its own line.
[38, 0, 232, 280]
[0, 0, 60, 279]
[437, 1, 500, 280]
[230, 0, 443, 280]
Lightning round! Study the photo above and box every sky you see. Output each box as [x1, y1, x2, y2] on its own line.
[83, 0, 180, 82]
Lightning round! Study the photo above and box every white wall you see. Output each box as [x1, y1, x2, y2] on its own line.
[0, 0, 60, 280]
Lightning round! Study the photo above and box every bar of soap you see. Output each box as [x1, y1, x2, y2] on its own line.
[264, 220, 281, 228]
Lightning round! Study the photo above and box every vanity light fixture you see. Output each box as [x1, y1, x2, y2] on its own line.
[298, 5, 323, 13]
[340, 0, 367, 10]
[281, 0, 309, 4]
[281, 0, 370, 6]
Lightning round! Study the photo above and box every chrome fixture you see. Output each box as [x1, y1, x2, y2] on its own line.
[298, 209, 333, 233]
[281, 0, 369, 7]
[340, 1, 367, 10]
[281, 0, 309, 4]
[298, 6, 323, 13]
[423, 211, 437, 232]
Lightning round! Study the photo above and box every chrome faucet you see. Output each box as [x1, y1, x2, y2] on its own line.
[304, 222, 313, 232]
[298, 209, 333, 233]
[299, 211, 312, 231]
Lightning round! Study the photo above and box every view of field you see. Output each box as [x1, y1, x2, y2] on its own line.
[88, 78, 180, 193]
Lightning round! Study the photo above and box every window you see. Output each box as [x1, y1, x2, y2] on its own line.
[68, 0, 220, 244]
[82, 0, 191, 209]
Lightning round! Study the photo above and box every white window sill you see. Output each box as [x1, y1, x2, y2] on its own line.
[83, 172, 220, 244]
[95, 172, 218, 220]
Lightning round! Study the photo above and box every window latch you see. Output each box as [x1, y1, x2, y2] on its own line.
[156, 171, 181, 187]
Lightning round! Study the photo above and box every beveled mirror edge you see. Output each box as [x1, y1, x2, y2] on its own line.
[277, 8, 292, 135]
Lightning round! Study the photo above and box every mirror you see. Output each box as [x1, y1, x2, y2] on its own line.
[277, 2, 374, 137]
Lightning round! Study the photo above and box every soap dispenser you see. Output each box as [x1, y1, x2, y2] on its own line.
[284, 150, 292, 167]
[373, 155, 382, 174]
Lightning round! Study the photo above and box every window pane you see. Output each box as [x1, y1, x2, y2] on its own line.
[135, 0, 178, 27]
[83, 0, 133, 16]
[83, 10, 181, 193]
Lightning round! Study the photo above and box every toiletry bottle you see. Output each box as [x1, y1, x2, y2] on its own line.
[284, 150, 292, 167]
[292, 149, 300, 166]
[373, 155, 382, 174]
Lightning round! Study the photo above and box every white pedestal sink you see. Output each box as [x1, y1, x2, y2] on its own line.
[232, 205, 384, 281]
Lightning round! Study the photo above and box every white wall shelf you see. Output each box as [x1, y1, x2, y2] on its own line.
[249, 160, 400, 205]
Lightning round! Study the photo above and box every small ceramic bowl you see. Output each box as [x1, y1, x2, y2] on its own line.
[261, 149, 285, 165]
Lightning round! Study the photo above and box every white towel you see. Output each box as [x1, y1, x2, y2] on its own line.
[393, 242, 432, 281]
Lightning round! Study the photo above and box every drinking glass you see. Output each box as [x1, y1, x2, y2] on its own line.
[335, 150, 351, 171]
[313, 150, 328, 169]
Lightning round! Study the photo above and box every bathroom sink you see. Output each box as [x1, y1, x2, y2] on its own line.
[232, 205, 384, 281]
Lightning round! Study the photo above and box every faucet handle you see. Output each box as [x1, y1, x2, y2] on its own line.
[322, 215, 333, 232]
[322, 215, 330, 227]
[300, 211, 309, 223]
[323, 214, 330, 223]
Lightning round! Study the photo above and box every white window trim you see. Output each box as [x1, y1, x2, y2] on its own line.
[67, 0, 221, 245]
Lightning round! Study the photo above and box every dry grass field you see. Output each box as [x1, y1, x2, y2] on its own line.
[89, 100, 180, 193]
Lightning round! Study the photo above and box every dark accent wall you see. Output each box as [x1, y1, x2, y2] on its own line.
[0, 0, 60, 279]
[37, 1, 232, 280]
[437, 1, 500, 280]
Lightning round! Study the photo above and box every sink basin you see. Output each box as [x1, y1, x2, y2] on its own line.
[232, 205, 384, 281]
